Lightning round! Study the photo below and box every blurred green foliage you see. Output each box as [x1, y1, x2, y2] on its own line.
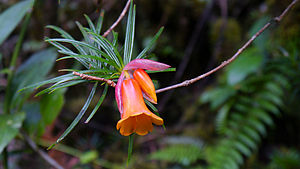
[0, 0, 300, 169]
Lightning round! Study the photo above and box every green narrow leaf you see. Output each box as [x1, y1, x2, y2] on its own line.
[45, 37, 90, 68]
[96, 10, 104, 35]
[75, 22, 90, 43]
[88, 32, 123, 68]
[127, 134, 134, 166]
[112, 31, 119, 47]
[85, 84, 108, 123]
[136, 27, 164, 59]
[46, 25, 74, 40]
[59, 69, 115, 75]
[123, 2, 135, 64]
[47, 38, 121, 70]
[84, 14, 96, 33]
[145, 99, 166, 130]
[19, 73, 74, 92]
[57, 55, 115, 67]
[0, 0, 34, 45]
[35, 79, 86, 96]
[146, 67, 176, 74]
[48, 83, 98, 149]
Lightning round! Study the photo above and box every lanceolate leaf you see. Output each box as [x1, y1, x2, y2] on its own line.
[9, 49, 57, 111]
[89, 32, 123, 68]
[47, 38, 121, 70]
[124, 1, 135, 65]
[146, 68, 176, 74]
[35, 80, 86, 96]
[48, 83, 98, 149]
[96, 10, 104, 35]
[136, 27, 164, 59]
[57, 55, 115, 67]
[19, 73, 75, 92]
[46, 25, 74, 40]
[0, 0, 34, 45]
[85, 84, 108, 123]
[84, 14, 97, 33]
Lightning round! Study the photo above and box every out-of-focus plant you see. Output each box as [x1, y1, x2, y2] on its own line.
[267, 148, 300, 169]
[149, 136, 204, 168]
[200, 29, 300, 169]
[0, 0, 65, 168]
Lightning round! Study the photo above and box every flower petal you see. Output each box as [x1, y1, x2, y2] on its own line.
[133, 69, 157, 104]
[115, 72, 125, 116]
[124, 59, 170, 71]
[135, 114, 153, 136]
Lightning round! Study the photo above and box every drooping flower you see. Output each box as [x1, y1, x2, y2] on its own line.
[116, 78, 163, 136]
[115, 59, 170, 136]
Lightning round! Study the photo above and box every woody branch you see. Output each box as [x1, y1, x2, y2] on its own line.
[156, 0, 298, 94]
[74, 0, 298, 93]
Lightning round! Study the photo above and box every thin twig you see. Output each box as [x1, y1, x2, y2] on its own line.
[156, 0, 299, 94]
[102, 0, 131, 37]
[73, 71, 116, 87]
[22, 131, 64, 169]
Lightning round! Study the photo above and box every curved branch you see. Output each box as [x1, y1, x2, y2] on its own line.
[156, 0, 299, 94]
[102, 0, 132, 37]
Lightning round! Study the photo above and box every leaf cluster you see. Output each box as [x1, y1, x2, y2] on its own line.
[22, 1, 168, 148]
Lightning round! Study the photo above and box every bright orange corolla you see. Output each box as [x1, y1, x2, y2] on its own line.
[115, 59, 170, 136]
[116, 78, 163, 136]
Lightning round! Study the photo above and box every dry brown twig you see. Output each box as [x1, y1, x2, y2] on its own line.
[73, 71, 116, 87]
[75, 0, 298, 93]
[156, 0, 298, 93]
[102, 0, 132, 37]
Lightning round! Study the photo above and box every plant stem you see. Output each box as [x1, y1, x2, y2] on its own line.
[4, 11, 32, 114]
[127, 134, 134, 165]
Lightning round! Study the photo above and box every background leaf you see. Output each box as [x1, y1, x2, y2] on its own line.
[0, 0, 34, 45]
[0, 112, 25, 153]
[37, 89, 65, 136]
[225, 47, 263, 85]
[9, 48, 57, 111]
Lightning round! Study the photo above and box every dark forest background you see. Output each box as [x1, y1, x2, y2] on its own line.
[1, 0, 300, 169]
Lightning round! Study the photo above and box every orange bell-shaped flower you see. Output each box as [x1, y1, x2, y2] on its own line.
[116, 78, 163, 136]
[133, 69, 157, 104]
